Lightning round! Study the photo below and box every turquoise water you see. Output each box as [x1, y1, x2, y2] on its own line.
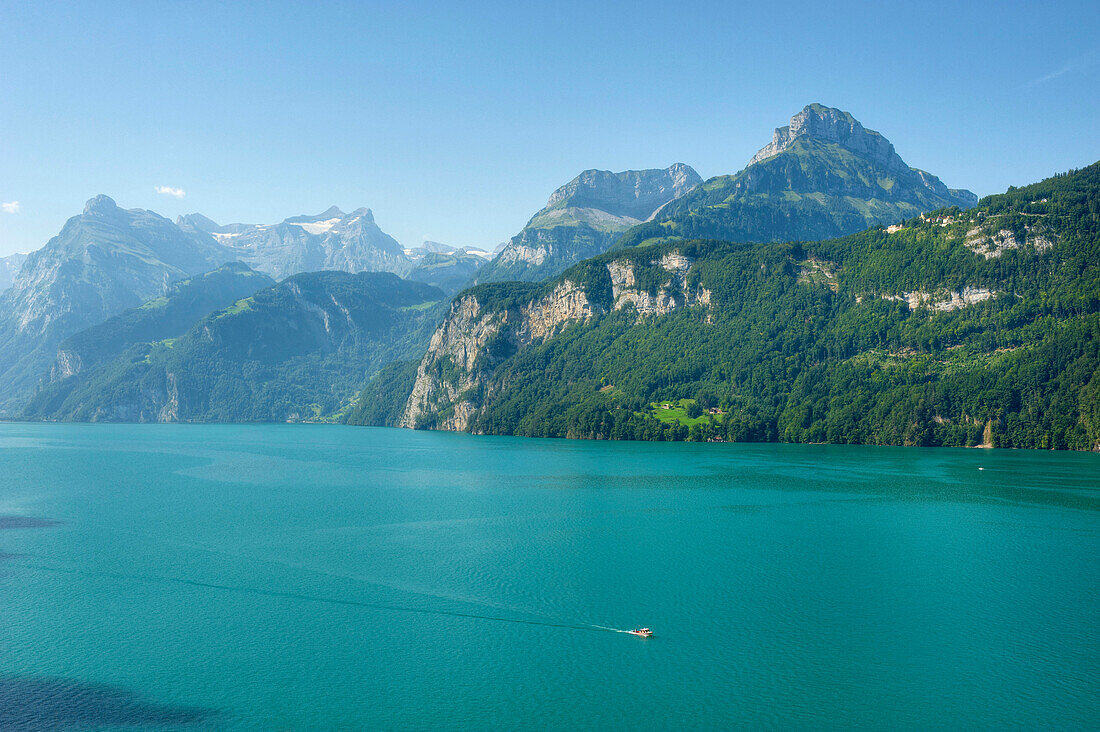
[1, 424, 1098, 730]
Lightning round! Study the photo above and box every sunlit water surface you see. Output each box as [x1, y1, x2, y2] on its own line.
[1, 423, 1097, 729]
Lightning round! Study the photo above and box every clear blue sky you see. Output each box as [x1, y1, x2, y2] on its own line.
[1, 0, 1098, 256]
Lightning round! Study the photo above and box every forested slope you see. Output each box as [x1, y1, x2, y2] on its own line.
[351, 163, 1100, 450]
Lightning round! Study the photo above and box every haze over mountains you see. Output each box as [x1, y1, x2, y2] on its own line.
[7, 103, 1097, 449]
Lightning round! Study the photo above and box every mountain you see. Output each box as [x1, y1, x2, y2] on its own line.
[178, 206, 412, 281]
[0, 252, 28, 292]
[23, 262, 274, 416]
[475, 164, 701, 283]
[400, 240, 492, 294]
[25, 271, 445, 422]
[617, 104, 977, 249]
[0, 195, 234, 413]
[407, 250, 489, 294]
[406, 240, 457, 256]
[349, 162, 1100, 451]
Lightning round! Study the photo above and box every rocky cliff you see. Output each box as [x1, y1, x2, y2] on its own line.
[400, 248, 712, 430]
[475, 164, 701, 284]
[0, 252, 28, 292]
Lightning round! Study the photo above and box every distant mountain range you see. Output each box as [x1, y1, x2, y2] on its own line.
[1, 198, 470, 413]
[177, 206, 411, 280]
[475, 164, 702, 283]
[39, 262, 274, 385]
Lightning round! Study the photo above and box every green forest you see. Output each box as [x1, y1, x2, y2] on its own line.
[354, 163, 1100, 450]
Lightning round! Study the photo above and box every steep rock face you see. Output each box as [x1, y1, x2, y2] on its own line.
[544, 163, 702, 220]
[0, 252, 28, 292]
[0, 196, 235, 412]
[748, 103, 906, 171]
[400, 249, 711, 430]
[881, 286, 996, 311]
[618, 104, 977, 249]
[178, 206, 412, 281]
[608, 253, 712, 315]
[476, 164, 701, 284]
[400, 295, 505, 431]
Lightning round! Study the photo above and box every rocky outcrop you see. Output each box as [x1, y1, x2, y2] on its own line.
[609, 252, 712, 315]
[797, 258, 839, 292]
[476, 164, 702, 284]
[401, 251, 711, 431]
[749, 103, 907, 173]
[400, 295, 507, 431]
[544, 164, 703, 220]
[882, 286, 996, 311]
[492, 242, 551, 269]
[0, 252, 27, 293]
[53, 349, 82, 379]
[965, 226, 1056, 258]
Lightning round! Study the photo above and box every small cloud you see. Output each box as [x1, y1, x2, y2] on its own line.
[1, 201, 20, 214]
[1021, 54, 1098, 89]
[154, 186, 186, 199]
[1022, 64, 1074, 89]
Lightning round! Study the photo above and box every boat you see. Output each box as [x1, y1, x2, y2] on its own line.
[628, 627, 653, 637]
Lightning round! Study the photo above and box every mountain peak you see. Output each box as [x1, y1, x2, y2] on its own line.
[83, 195, 119, 215]
[543, 164, 702, 220]
[282, 206, 351, 225]
[176, 213, 222, 233]
[348, 207, 375, 223]
[748, 104, 904, 172]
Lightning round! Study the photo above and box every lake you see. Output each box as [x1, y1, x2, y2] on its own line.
[1, 423, 1097, 729]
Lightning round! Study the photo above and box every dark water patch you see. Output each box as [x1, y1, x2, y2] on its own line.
[0, 676, 216, 730]
[0, 516, 60, 530]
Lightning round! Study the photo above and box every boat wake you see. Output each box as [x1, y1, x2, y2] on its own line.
[14, 561, 633, 636]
